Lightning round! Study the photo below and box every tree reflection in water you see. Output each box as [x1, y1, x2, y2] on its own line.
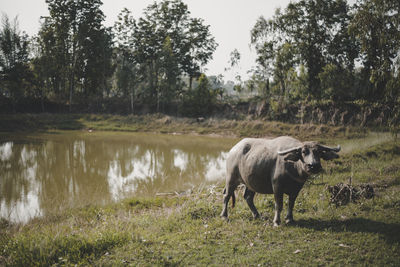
[0, 132, 235, 223]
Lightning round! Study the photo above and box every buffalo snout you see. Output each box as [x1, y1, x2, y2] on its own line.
[306, 162, 322, 173]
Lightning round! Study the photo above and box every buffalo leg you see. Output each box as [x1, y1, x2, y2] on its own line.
[244, 187, 260, 219]
[273, 192, 283, 226]
[285, 193, 298, 224]
[220, 185, 236, 218]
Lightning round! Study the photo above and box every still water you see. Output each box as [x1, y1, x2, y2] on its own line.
[0, 131, 236, 223]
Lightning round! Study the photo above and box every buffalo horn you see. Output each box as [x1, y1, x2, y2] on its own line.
[277, 146, 302, 155]
[318, 144, 341, 152]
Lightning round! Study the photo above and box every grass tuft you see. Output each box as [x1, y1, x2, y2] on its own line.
[2, 231, 129, 266]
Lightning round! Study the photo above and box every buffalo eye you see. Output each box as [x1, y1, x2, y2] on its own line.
[302, 148, 309, 155]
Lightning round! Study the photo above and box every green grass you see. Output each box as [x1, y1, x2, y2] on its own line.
[0, 113, 368, 139]
[1, 139, 399, 266]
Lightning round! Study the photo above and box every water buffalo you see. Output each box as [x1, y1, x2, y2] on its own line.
[221, 136, 340, 226]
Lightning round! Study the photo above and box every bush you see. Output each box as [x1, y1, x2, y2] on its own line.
[179, 74, 218, 117]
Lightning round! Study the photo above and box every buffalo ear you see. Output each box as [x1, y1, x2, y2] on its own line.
[283, 151, 302, 162]
[321, 150, 339, 161]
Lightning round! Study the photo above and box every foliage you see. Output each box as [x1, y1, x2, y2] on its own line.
[318, 63, 355, 101]
[127, 0, 217, 112]
[246, 65, 270, 97]
[112, 8, 139, 113]
[2, 0, 220, 115]
[349, 0, 400, 100]
[251, 0, 357, 100]
[180, 74, 218, 117]
[0, 15, 31, 111]
[0, 0, 399, 122]
[249, 0, 399, 109]
[35, 0, 113, 111]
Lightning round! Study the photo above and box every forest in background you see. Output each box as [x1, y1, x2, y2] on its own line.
[0, 0, 399, 127]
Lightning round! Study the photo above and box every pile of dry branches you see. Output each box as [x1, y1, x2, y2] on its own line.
[327, 183, 374, 206]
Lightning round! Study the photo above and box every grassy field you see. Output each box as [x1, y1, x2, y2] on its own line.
[0, 115, 399, 266]
[0, 113, 367, 139]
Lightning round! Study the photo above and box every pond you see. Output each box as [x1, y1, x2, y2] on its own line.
[0, 131, 237, 223]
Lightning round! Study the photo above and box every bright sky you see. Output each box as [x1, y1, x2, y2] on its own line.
[0, 0, 292, 81]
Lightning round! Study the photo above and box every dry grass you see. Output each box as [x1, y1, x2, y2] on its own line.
[0, 113, 367, 140]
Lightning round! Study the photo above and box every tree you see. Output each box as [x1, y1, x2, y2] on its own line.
[251, 0, 357, 99]
[225, 49, 245, 93]
[318, 63, 354, 101]
[113, 8, 139, 113]
[30, 35, 50, 112]
[247, 65, 270, 98]
[208, 74, 225, 100]
[182, 74, 215, 117]
[0, 15, 31, 112]
[183, 17, 218, 90]
[160, 36, 182, 111]
[349, 0, 400, 100]
[273, 43, 295, 97]
[38, 0, 114, 110]
[130, 0, 217, 111]
[35, 16, 64, 102]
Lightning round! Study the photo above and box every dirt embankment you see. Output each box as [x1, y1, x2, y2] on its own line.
[0, 113, 366, 140]
[220, 100, 395, 127]
[1, 95, 396, 128]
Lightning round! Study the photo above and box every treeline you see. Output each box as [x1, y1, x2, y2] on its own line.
[0, 0, 399, 122]
[0, 0, 217, 115]
[248, 0, 400, 105]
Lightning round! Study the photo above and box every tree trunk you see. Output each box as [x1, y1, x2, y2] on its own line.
[12, 98, 16, 113]
[130, 88, 134, 114]
[69, 70, 74, 113]
[155, 66, 160, 113]
[41, 92, 45, 113]
[69, 22, 77, 113]
[157, 90, 160, 113]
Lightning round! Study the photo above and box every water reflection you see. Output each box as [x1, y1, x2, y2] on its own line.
[0, 142, 13, 161]
[0, 132, 235, 223]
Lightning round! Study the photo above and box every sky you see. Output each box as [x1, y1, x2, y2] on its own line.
[0, 0, 292, 81]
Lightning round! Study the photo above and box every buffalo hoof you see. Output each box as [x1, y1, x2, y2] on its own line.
[273, 221, 280, 227]
[220, 215, 229, 222]
[285, 218, 295, 225]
